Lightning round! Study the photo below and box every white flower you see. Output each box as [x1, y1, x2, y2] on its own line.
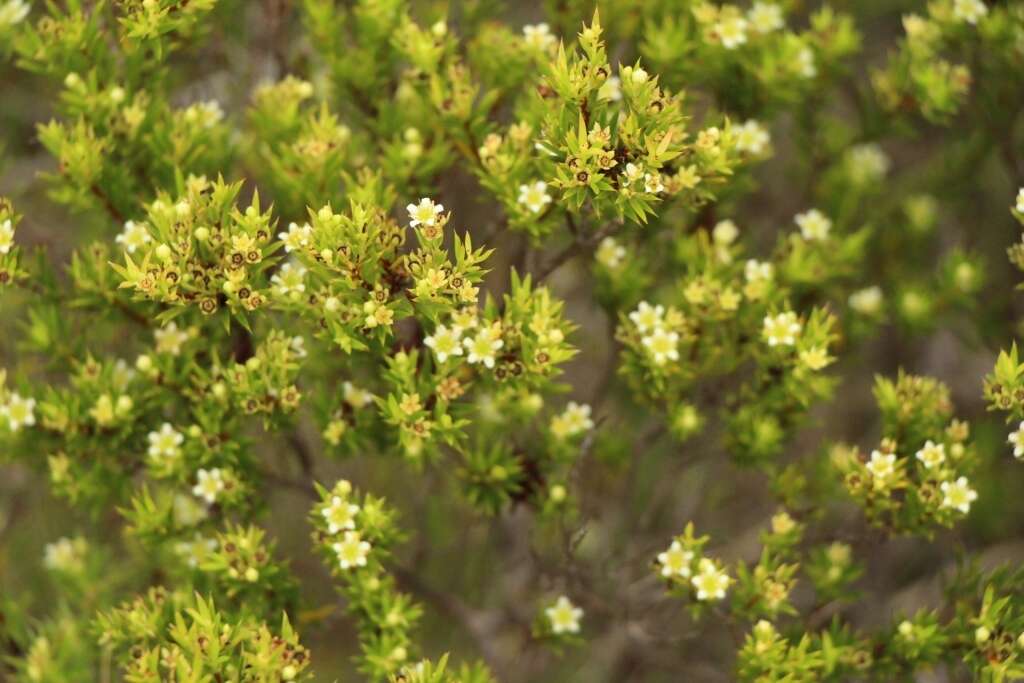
[596, 237, 626, 269]
[522, 23, 556, 51]
[322, 495, 360, 534]
[197, 100, 223, 126]
[518, 181, 552, 213]
[192, 468, 225, 504]
[551, 401, 594, 439]
[0, 392, 36, 431]
[424, 324, 463, 363]
[154, 322, 190, 356]
[290, 336, 307, 359]
[846, 143, 890, 184]
[332, 531, 371, 569]
[712, 219, 739, 246]
[953, 0, 987, 24]
[629, 301, 665, 333]
[717, 15, 748, 49]
[849, 286, 883, 315]
[464, 329, 504, 368]
[175, 534, 217, 568]
[343, 382, 374, 409]
[1008, 421, 1024, 459]
[745, 259, 774, 283]
[43, 537, 86, 572]
[278, 222, 313, 252]
[545, 596, 582, 634]
[796, 46, 817, 78]
[642, 328, 680, 366]
[172, 493, 208, 527]
[115, 220, 152, 254]
[748, 2, 784, 33]
[271, 262, 307, 299]
[147, 422, 184, 461]
[691, 558, 731, 601]
[866, 450, 897, 483]
[183, 100, 224, 128]
[762, 312, 801, 347]
[795, 208, 832, 241]
[734, 120, 770, 155]
[623, 162, 645, 186]
[657, 540, 694, 578]
[0, 0, 30, 27]
[941, 476, 978, 513]
[406, 197, 444, 228]
[599, 75, 622, 102]
[1015, 188, 1024, 214]
[0, 218, 15, 254]
[915, 440, 946, 469]
[644, 172, 665, 194]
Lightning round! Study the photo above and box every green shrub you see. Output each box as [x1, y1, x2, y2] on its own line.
[1, 0, 1024, 681]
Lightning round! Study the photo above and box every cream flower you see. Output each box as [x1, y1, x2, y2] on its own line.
[1008, 421, 1024, 459]
[0, 1, 30, 27]
[644, 172, 665, 194]
[115, 220, 152, 254]
[796, 47, 816, 78]
[595, 237, 626, 269]
[545, 595, 583, 634]
[175, 534, 217, 568]
[866, 450, 897, 485]
[43, 537, 87, 572]
[657, 540, 694, 578]
[0, 218, 13, 254]
[278, 222, 313, 252]
[849, 286, 883, 315]
[464, 330, 504, 368]
[0, 392, 36, 431]
[343, 381, 374, 409]
[551, 401, 594, 439]
[154, 322, 190, 356]
[518, 181, 552, 213]
[629, 301, 665, 333]
[332, 531, 371, 569]
[147, 423, 184, 461]
[523, 23, 556, 51]
[846, 144, 890, 184]
[692, 558, 731, 600]
[795, 209, 832, 241]
[941, 476, 978, 513]
[717, 15, 748, 49]
[745, 259, 774, 282]
[322, 495, 360, 534]
[734, 120, 770, 155]
[271, 262, 307, 299]
[642, 328, 680, 366]
[762, 312, 801, 347]
[748, 2, 784, 33]
[424, 324, 463, 363]
[914, 440, 946, 469]
[192, 468, 225, 504]
[953, 0, 987, 24]
[406, 197, 444, 227]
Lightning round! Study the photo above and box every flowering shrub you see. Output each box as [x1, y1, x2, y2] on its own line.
[2, 0, 1024, 681]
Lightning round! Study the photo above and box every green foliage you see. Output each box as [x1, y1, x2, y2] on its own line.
[1, 0, 1024, 681]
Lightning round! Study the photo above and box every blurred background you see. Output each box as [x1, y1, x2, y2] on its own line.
[2, 1, 1024, 681]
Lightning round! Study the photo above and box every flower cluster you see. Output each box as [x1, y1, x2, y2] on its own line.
[310, 480, 422, 679]
[836, 373, 979, 534]
[655, 524, 733, 608]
